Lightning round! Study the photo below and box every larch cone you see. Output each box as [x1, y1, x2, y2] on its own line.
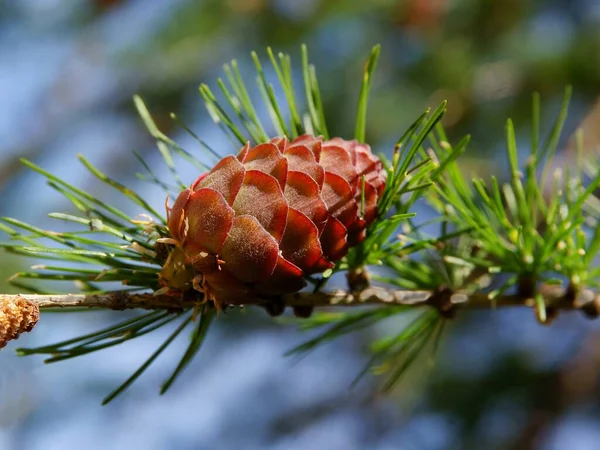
[0, 296, 39, 349]
[159, 134, 386, 309]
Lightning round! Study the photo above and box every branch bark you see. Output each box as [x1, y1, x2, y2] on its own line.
[1, 283, 599, 314]
[2, 283, 600, 347]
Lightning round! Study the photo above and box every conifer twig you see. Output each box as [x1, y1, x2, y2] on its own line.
[1, 283, 598, 317]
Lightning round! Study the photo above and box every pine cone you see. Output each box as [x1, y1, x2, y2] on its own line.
[0, 296, 39, 349]
[160, 135, 386, 306]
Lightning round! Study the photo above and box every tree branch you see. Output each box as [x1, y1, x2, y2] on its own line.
[1, 283, 599, 313]
[2, 284, 599, 347]
[290, 284, 600, 318]
[0, 285, 600, 348]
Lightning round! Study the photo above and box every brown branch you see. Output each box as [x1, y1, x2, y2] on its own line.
[1, 284, 599, 348]
[285, 285, 600, 318]
[1, 284, 599, 313]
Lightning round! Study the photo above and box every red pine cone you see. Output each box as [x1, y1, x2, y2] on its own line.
[160, 134, 386, 306]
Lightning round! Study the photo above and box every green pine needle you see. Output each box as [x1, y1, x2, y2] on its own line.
[160, 308, 215, 394]
[102, 313, 193, 405]
[354, 44, 381, 143]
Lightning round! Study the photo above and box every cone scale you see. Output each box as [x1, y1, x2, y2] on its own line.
[159, 135, 386, 308]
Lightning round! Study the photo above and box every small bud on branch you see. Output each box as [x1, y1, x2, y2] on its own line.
[0, 295, 40, 348]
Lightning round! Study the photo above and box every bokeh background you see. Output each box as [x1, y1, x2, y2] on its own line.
[2, 0, 600, 449]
